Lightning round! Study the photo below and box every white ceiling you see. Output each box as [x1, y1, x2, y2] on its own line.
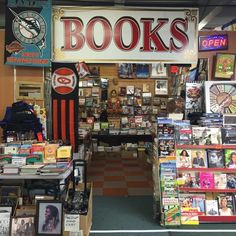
[0, 0, 236, 30]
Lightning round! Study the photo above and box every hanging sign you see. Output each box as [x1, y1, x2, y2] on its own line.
[51, 62, 79, 152]
[198, 34, 228, 51]
[4, 0, 51, 67]
[53, 7, 199, 64]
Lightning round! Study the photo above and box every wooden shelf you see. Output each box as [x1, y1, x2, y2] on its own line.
[177, 167, 236, 173]
[179, 187, 236, 193]
[199, 215, 236, 223]
[176, 144, 236, 149]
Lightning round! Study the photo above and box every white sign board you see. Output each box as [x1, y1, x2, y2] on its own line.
[53, 7, 198, 64]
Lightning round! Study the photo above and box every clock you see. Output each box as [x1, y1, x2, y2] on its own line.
[10, 8, 46, 48]
[205, 81, 236, 114]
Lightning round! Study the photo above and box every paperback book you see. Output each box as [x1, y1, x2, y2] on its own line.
[224, 149, 236, 168]
[176, 149, 192, 168]
[177, 171, 200, 188]
[205, 200, 219, 216]
[181, 207, 199, 225]
[174, 122, 192, 145]
[207, 149, 224, 168]
[199, 172, 214, 189]
[179, 193, 205, 215]
[214, 173, 227, 189]
[217, 194, 234, 216]
[191, 149, 207, 168]
[192, 127, 222, 145]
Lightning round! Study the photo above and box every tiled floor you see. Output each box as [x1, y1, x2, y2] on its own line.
[87, 152, 153, 196]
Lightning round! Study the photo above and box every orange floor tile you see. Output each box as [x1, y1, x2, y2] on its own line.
[87, 153, 153, 196]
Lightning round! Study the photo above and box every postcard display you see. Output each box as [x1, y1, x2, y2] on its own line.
[156, 117, 236, 226]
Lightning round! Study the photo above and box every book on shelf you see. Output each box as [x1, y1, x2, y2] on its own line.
[179, 193, 205, 216]
[199, 172, 214, 189]
[181, 207, 199, 225]
[175, 125, 192, 145]
[221, 127, 236, 145]
[205, 200, 219, 216]
[158, 134, 175, 157]
[191, 149, 207, 168]
[226, 174, 236, 189]
[177, 171, 200, 188]
[214, 173, 227, 189]
[217, 194, 234, 216]
[207, 149, 225, 168]
[162, 205, 181, 226]
[192, 127, 222, 145]
[224, 149, 236, 168]
[176, 149, 192, 168]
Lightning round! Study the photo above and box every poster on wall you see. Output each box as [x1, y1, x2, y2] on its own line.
[205, 81, 236, 114]
[51, 62, 79, 152]
[4, 0, 51, 67]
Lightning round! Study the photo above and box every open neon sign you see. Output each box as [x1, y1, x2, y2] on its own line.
[198, 34, 228, 51]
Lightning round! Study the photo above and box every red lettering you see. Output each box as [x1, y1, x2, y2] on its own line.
[86, 17, 112, 51]
[170, 18, 189, 51]
[208, 39, 214, 46]
[202, 40, 208, 47]
[214, 39, 219, 46]
[140, 18, 169, 52]
[220, 38, 227, 46]
[61, 17, 85, 50]
[114, 17, 140, 51]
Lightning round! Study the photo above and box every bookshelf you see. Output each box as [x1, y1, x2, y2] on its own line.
[177, 144, 236, 223]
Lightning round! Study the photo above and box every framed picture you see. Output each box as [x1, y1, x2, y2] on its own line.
[0, 207, 12, 236]
[197, 58, 209, 81]
[151, 63, 168, 78]
[136, 64, 150, 78]
[10, 216, 35, 236]
[36, 200, 63, 236]
[214, 53, 236, 79]
[155, 80, 168, 95]
[118, 63, 136, 78]
[205, 81, 236, 114]
[15, 205, 36, 217]
[15, 81, 44, 100]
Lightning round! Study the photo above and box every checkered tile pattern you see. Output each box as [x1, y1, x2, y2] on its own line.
[87, 153, 153, 196]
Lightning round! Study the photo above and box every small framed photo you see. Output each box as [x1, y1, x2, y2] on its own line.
[118, 63, 136, 78]
[155, 80, 168, 95]
[15, 205, 36, 217]
[214, 53, 236, 79]
[10, 216, 35, 236]
[0, 207, 12, 236]
[36, 200, 63, 236]
[151, 63, 168, 78]
[136, 64, 150, 78]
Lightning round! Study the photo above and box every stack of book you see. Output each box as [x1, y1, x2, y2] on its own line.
[20, 164, 44, 175]
[2, 164, 19, 175]
[39, 162, 70, 176]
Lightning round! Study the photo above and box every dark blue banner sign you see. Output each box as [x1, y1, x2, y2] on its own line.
[5, 0, 51, 67]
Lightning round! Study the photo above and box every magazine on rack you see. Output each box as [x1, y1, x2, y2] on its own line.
[217, 194, 235, 216]
[192, 127, 222, 145]
[214, 173, 227, 189]
[176, 149, 192, 168]
[207, 149, 224, 168]
[205, 200, 219, 216]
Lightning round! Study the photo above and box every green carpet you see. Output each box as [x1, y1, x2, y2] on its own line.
[90, 196, 236, 236]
